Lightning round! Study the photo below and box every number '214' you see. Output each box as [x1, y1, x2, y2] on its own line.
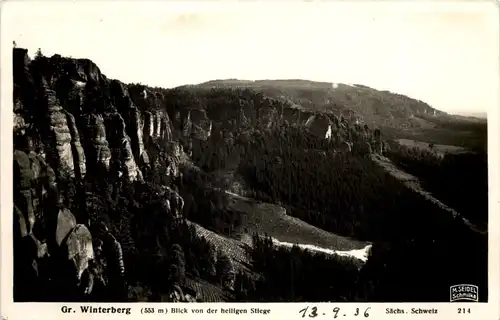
[299, 306, 371, 318]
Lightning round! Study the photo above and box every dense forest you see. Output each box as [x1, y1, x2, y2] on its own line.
[385, 143, 488, 227]
[182, 120, 488, 302]
[235, 234, 361, 302]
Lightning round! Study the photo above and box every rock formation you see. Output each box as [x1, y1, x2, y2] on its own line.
[12, 48, 185, 302]
[64, 111, 86, 180]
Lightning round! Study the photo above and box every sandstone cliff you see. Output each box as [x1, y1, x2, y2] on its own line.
[13, 48, 188, 301]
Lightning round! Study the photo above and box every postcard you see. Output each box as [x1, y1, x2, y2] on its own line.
[1, 1, 498, 319]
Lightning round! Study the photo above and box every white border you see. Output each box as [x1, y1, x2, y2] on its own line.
[1, 1, 499, 320]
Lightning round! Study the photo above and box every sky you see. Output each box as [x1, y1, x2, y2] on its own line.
[2, 1, 498, 114]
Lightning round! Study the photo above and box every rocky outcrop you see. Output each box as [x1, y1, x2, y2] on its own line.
[181, 110, 192, 138]
[160, 186, 185, 219]
[14, 49, 165, 184]
[55, 208, 78, 246]
[13, 150, 36, 237]
[43, 82, 76, 178]
[13, 48, 180, 301]
[168, 285, 198, 302]
[143, 110, 173, 142]
[51, 208, 95, 283]
[304, 114, 331, 139]
[81, 113, 112, 170]
[189, 109, 212, 141]
[65, 224, 95, 280]
[103, 112, 142, 181]
[14, 99, 26, 134]
[110, 80, 150, 166]
[257, 103, 279, 129]
[126, 84, 177, 172]
[64, 111, 86, 180]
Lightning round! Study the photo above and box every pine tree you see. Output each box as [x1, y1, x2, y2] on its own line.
[34, 48, 43, 60]
[215, 250, 235, 290]
[168, 244, 186, 286]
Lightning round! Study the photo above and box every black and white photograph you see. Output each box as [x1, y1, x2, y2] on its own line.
[4, 0, 497, 309]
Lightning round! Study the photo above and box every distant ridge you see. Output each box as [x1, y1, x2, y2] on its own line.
[452, 111, 487, 120]
[187, 78, 451, 133]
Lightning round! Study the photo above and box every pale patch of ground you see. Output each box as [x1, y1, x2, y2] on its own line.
[270, 237, 373, 262]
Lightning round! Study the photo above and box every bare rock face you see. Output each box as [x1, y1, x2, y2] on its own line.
[128, 86, 176, 172]
[181, 110, 192, 138]
[25, 148, 57, 224]
[126, 85, 179, 180]
[14, 150, 36, 236]
[12, 48, 172, 300]
[154, 110, 163, 138]
[143, 111, 153, 141]
[165, 141, 184, 178]
[257, 103, 279, 129]
[141, 109, 180, 180]
[29, 151, 44, 180]
[64, 111, 86, 180]
[14, 99, 26, 134]
[144, 110, 173, 142]
[14, 205, 29, 238]
[82, 113, 112, 170]
[161, 186, 185, 219]
[65, 224, 95, 280]
[44, 84, 75, 178]
[304, 114, 332, 138]
[133, 108, 150, 165]
[44, 207, 101, 299]
[56, 208, 77, 247]
[104, 112, 142, 182]
[189, 109, 212, 141]
[110, 80, 150, 166]
[52, 209, 99, 288]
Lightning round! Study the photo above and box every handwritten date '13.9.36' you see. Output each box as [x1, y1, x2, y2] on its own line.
[299, 306, 371, 318]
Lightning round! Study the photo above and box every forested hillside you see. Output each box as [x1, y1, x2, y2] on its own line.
[13, 48, 488, 302]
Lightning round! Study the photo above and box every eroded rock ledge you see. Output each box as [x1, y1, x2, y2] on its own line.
[13, 48, 189, 302]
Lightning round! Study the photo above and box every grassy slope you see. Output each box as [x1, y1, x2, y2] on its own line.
[184, 278, 235, 302]
[186, 160, 368, 258]
[187, 221, 251, 272]
[187, 185, 369, 269]
[225, 190, 369, 251]
[394, 138, 468, 156]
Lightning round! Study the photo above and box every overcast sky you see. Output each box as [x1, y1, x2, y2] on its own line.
[2, 1, 498, 114]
